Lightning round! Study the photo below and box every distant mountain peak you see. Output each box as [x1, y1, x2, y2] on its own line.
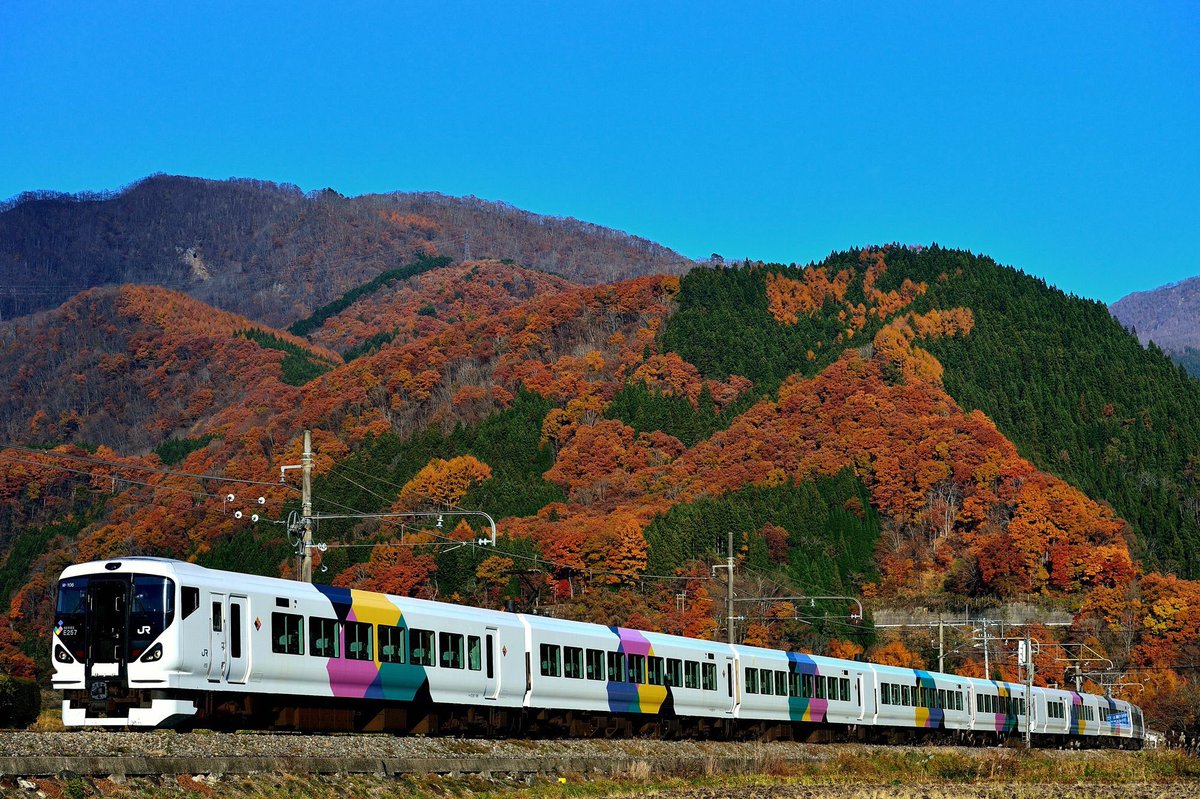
[1111, 275, 1200, 376]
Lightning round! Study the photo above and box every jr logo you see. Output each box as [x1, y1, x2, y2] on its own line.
[137, 625, 152, 635]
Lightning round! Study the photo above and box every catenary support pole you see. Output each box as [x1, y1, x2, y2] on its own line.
[300, 430, 313, 582]
[1025, 630, 1033, 749]
[727, 530, 735, 645]
[938, 614, 945, 673]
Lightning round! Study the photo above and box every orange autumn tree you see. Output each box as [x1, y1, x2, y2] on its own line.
[827, 639, 865, 661]
[871, 640, 925, 669]
[394, 455, 492, 510]
[333, 547, 437, 598]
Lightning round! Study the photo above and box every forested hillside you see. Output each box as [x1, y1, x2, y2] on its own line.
[2, 244, 1199, 732]
[664, 249, 1200, 579]
[0, 175, 694, 327]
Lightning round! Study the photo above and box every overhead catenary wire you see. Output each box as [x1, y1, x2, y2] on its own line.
[0, 442, 298, 491]
[0, 456, 286, 527]
[0, 453, 228, 502]
[3, 444, 862, 625]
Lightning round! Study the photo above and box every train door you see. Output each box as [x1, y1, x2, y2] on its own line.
[483, 626, 500, 699]
[88, 579, 126, 676]
[226, 594, 249, 684]
[207, 593, 227, 682]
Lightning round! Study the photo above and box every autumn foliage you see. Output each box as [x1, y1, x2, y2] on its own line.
[4, 243, 1200, 732]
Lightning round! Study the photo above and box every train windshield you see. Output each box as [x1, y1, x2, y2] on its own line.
[128, 575, 175, 658]
[55, 573, 176, 663]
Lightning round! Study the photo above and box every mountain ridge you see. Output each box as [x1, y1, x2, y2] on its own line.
[0, 174, 695, 328]
[1111, 275, 1200, 377]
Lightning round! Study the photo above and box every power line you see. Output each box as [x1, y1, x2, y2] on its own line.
[0, 453, 223, 501]
[0, 457, 282, 526]
[0, 442, 296, 491]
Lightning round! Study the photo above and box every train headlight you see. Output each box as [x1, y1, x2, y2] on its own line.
[54, 644, 75, 664]
[140, 643, 163, 662]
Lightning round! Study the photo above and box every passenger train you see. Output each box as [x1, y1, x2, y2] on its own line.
[52, 558, 1144, 747]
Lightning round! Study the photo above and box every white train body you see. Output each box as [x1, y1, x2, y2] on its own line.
[51, 558, 1144, 746]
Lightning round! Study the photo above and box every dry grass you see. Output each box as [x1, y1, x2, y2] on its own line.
[26, 697, 66, 733]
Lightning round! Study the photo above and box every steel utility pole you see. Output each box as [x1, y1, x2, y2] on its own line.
[300, 430, 314, 582]
[981, 621, 990, 678]
[726, 530, 735, 644]
[1024, 629, 1033, 749]
[712, 531, 737, 644]
[938, 614, 945, 673]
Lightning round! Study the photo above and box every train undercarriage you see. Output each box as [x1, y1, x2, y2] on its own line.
[63, 688, 1141, 749]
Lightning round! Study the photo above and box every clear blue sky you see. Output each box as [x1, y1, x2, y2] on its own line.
[1, 2, 1196, 303]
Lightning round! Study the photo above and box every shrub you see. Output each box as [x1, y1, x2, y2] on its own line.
[0, 676, 41, 728]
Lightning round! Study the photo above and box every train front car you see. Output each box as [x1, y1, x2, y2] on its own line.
[52, 558, 196, 727]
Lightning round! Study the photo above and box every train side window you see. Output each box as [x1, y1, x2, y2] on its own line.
[759, 668, 773, 695]
[211, 602, 222, 632]
[539, 643, 561, 677]
[647, 656, 664, 686]
[379, 624, 406, 664]
[901, 685, 910, 706]
[410, 628, 435, 666]
[468, 636, 482, 671]
[703, 662, 717, 692]
[347, 622, 373, 661]
[486, 634, 495, 679]
[627, 654, 646, 684]
[440, 633, 464, 669]
[788, 672, 801, 698]
[956, 692, 963, 711]
[310, 617, 339, 658]
[666, 658, 683, 688]
[841, 678, 850, 702]
[182, 587, 200, 620]
[684, 661, 699, 689]
[607, 651, 626, 682]
[271, 612, 303, 655]
[564, 646, 584, 679]
[938, 689, 946, 709]
[586, 648, 605, 680]
[745, 668, 758, 694]
[880, 682, 889, 705]
[775, 671, 787, 697]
